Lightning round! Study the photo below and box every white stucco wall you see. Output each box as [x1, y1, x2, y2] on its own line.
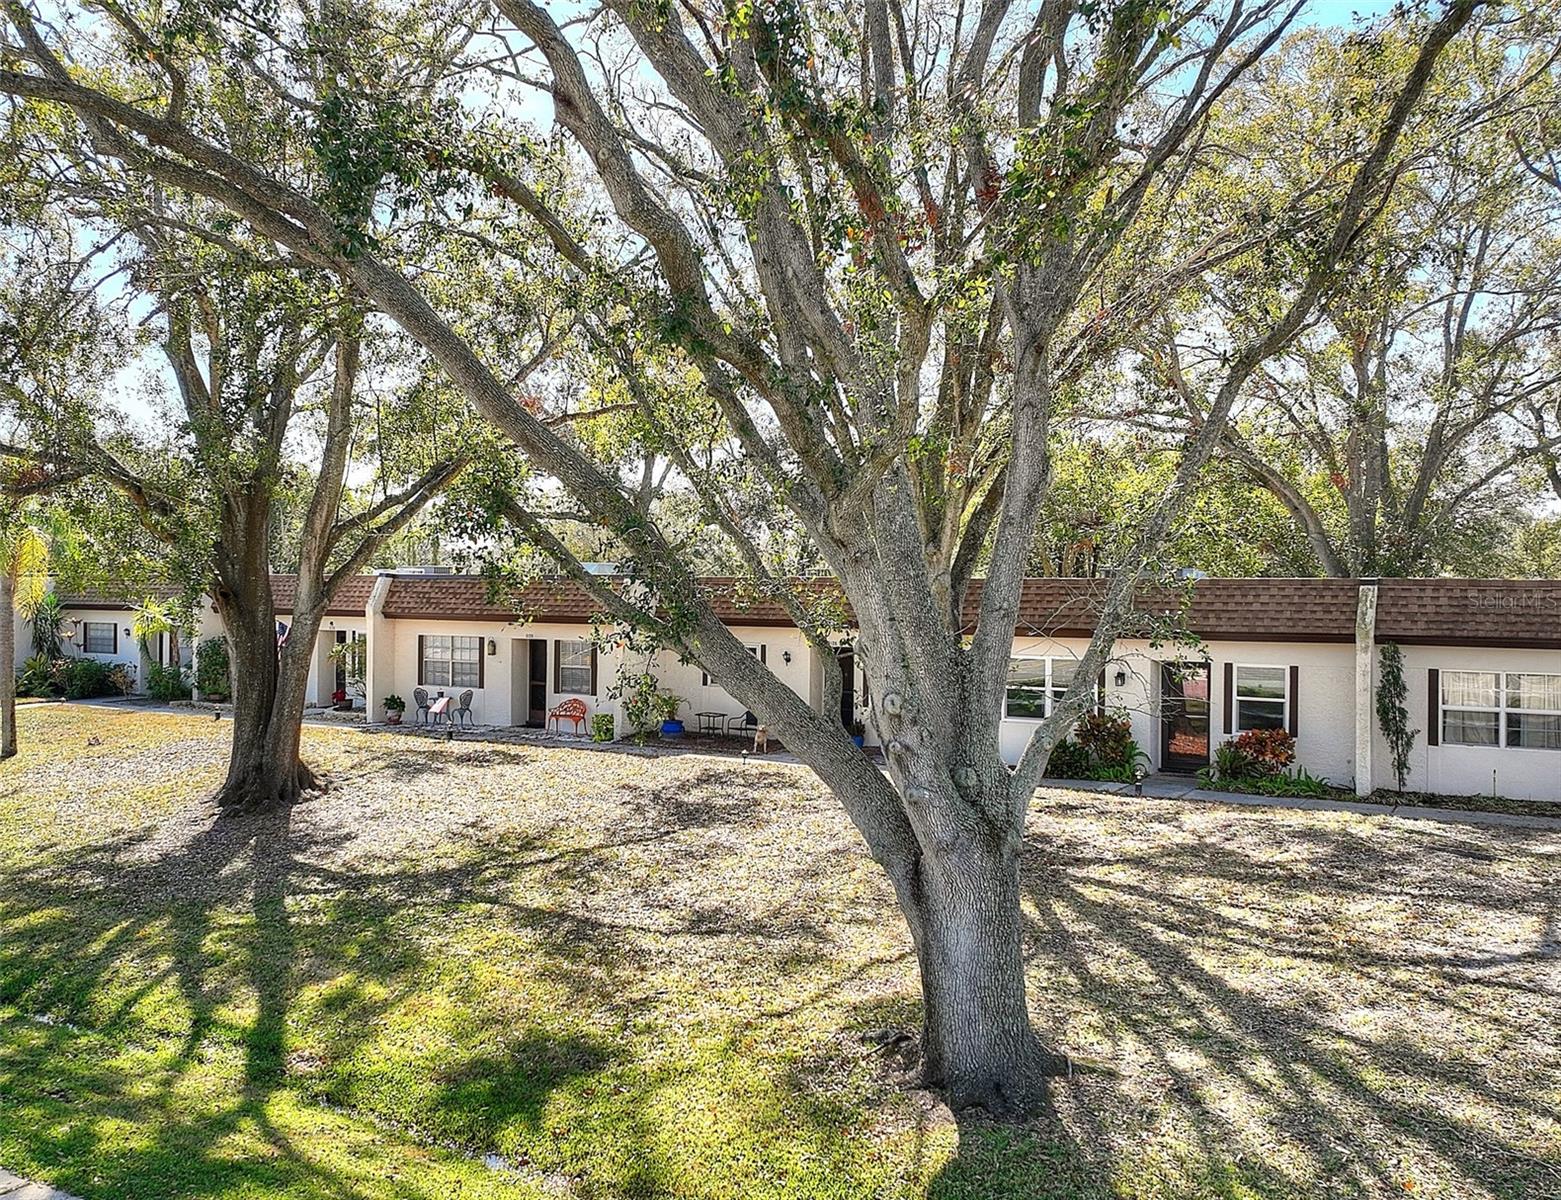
[380, 618, 622, 729]
[34, 573, 1561, 803]
[999, 635, 1358, 785]
[1380, 644, 1561, 801]
[56, 607, 145, 690]
[376, 619, 826, 740]
[648, 627, 815, 733]
[11, 601, 30, 671]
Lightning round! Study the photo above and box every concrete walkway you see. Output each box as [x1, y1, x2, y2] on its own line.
[1039, 774, 1561, 831]
[0, 1169, 81, 1200]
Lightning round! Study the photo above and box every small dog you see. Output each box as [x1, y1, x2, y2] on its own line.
[751, 723, 769, 754]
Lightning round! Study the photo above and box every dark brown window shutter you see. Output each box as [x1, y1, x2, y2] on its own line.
[417, 635, 425, 685]
[759, 644, 767, 663]
[1288, 665, 1299, 737]
[553, 640, 562, 692]
[477, 641, 486, 689]
[113, 623, 119, 654]
[1427, 668, 1440, 747]
[589, 646, 598, 694]
[1096, 669, 1107, 715]
[1222, 662, 1234, 734]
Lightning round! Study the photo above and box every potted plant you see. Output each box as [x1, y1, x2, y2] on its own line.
[383, 694, 406, 725]
[657, 691, 686, 737]
[849, 718, 867, 749]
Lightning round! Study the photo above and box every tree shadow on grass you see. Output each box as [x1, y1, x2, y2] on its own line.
[0, 749, 879, 1199]
[0, 795, 629, 1199]
[992, 809, 1561, 1200]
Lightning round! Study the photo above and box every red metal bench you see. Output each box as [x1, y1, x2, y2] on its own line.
[548, 697, 588, 734]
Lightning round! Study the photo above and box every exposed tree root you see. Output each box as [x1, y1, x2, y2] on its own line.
[214, 760, 325, 815]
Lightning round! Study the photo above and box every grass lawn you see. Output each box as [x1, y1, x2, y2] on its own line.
[0, 705, 1557, 1200]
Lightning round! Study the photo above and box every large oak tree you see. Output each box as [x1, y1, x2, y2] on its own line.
[0, 0, 1498, 1112]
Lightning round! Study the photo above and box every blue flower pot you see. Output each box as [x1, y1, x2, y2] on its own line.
[661, 719, 685, 737]
[851, 734, 866, 748]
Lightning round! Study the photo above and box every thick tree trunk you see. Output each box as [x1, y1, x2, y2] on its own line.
[211, 491, 325, 814]
[907, 828, 1055, 1116]
[214, 602, 320, 813]
[1, 573, 16, 760]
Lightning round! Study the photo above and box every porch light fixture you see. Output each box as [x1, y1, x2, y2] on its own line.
[1114, 668, 1127, 688]
[123, 627, 132, 638]
[781, 650, 792, 664]
[486, 638, 497, 655]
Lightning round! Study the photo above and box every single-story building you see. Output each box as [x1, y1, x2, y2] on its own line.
[22, 583, 199, 692]
[21, 571, 1561, 801]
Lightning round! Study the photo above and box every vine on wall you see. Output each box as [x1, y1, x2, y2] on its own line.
[1376, 642, 1419, 792]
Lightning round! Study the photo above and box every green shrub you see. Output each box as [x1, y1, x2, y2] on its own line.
[1243, 766, 1331, 798]
[29, 594, 65, 659]
[1044, 710, 1149, 782]
[607, 667, 679, 742]
[194, 638, 231, 701]
[1202, 741, 1249, 786]
[1202, 729, 1298, 787]
[1201, 733, 1330, 797]
[590, 711, 615, 743]
[16, 654, 60, 699]
[1076, 711, 1141, 773]
[63, 658, 121, 699]
[145, 662, 190, 702]
[1044, 739, 1094, 779]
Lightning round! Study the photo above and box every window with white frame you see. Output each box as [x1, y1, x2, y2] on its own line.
[1004, 657, 1089, 720]
[421, 635, 481, 689]
[82, 621, 116, 654]
[1234, 665, 1287, 731]
[701, 644, 764, 687]
[557, 639, 595, 694]
[1442, 671, 1561, 749]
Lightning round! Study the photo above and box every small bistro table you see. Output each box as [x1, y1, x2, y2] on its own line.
[695, 711, 725, 735]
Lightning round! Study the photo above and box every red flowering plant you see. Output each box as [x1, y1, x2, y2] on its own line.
[1076, 711, 1138, 773]
[1229, 728, 1295, 776]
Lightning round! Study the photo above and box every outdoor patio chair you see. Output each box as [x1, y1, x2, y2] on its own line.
[455, 689, 475, 729]
[413, 687, 431, 724]
[726, 710, 758, 736]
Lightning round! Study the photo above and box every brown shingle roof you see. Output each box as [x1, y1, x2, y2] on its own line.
[1377, 578, 1561, 648]
[976, 577, 1365, 643]
[58, 572, 1561, 648]
[379, 574, 842, 626]
[55, 582, 184, 610]
[269, 574, 376, 617]
[59, 576, 378, 617]
[379, 574, 1561, 648]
